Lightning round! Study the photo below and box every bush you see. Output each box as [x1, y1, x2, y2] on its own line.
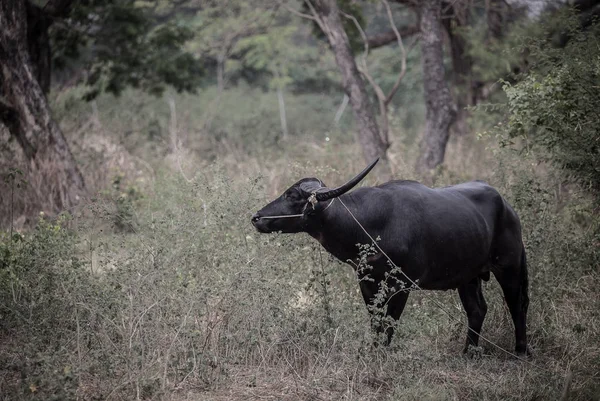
[502, 14, 600, 196]
[0, 167, 367, 399]
[0, 214, 85, 400]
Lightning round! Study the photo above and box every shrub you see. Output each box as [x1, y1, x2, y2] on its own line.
[502, 14, 600, 196]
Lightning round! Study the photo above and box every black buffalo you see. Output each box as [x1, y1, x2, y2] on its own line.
[252, 159, 530, 356]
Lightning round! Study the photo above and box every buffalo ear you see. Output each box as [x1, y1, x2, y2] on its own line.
[298, 180, 323, 196]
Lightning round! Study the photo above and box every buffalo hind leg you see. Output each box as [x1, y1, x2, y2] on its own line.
[381, 290, 410, 345]
[458, 277, 488, 354]
[359, 280, 409, 346]
[493, 248, 530, 357]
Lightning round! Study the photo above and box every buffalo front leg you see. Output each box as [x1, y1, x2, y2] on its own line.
[458, 277, 488, 354]
[359, 280, 409, 346]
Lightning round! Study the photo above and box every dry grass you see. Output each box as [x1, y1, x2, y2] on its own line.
[1, 89, 598, 401]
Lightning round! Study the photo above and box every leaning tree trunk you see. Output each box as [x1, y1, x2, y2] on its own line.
[0, 0, 85, 209]
[416, 0, 457, 174]
[312, 0, 392, 180]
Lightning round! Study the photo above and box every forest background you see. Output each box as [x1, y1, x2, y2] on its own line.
[0, 0, 599, 400]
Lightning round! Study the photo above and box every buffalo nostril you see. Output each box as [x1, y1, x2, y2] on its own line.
[251, 213, 260, 223]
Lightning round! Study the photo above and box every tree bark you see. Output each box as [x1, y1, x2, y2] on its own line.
[442, 1, 472, 137]
[25, 1, 52, 94]
[0, 0, 86, 209]
[416, 0, 456, 174]
[311, 0, 392, 180]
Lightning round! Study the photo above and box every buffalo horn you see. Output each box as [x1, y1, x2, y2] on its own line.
[315, 158, 379, 201]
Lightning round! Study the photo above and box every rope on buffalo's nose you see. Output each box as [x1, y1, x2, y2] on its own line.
[336, 196, 568, 379]
[256, 190, 334, 220]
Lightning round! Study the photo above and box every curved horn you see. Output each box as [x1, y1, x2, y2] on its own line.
[315, 158, 379, 201]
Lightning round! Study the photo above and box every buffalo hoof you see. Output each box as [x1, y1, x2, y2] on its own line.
[516, 345, 533, 359]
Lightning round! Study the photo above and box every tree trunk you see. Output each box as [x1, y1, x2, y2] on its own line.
[0, 0, 86, 209]
[312, 0, 392, 180]
[486, 0, 510, 41]
[442, 1, 472, 137]
[276, 85, 288, 141]
[416, 0, 456, 174]
[26, 1, 52, 94]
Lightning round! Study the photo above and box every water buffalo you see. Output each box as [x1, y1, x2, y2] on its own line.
[251, 159, 530, 356]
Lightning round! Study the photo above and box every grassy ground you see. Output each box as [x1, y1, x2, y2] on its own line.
[0, 88, 598, 400]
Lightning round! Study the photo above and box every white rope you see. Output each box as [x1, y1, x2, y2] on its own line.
[259, 213, 304, 219]
[336, 196, 557, 372]
[259, 193, 334, 220]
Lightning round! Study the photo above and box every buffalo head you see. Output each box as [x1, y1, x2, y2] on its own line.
[251, 158, 379, 233]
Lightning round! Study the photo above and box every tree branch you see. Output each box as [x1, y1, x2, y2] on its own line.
[367, 25, 418, 49]
[303, 0, 331, 40]
[343, 10, 388, 143]
[382, 0, 408, 106]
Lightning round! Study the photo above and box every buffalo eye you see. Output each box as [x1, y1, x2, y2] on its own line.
[284, 189, 302, 201]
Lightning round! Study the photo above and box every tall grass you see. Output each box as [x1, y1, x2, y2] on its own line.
[0, 87, 598, 400]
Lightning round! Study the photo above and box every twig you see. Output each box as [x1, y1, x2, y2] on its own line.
[162, 302, 194, 391]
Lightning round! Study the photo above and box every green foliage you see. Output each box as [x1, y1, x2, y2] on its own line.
[502, 13, 600, 195]
[235, 25, 303, 90]
[189, 0, 278, 85]
[106, 172, 143, 232]
[462, 18, 530, 85]
[0, 215, 83, 400]
[190, 1, 340, 92]
[51, 0, 203, 100]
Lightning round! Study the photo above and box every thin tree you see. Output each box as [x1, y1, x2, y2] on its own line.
[415, 0, 457, 174]
[288, 0, 393, 180]
[343, 0, 412, 154]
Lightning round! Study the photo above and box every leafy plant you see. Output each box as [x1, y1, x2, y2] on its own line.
[502, 13, 600, 196]
[51, 0, 203, 100]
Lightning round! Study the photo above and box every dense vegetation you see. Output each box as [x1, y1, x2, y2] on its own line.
[1, 1, 599, 400]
